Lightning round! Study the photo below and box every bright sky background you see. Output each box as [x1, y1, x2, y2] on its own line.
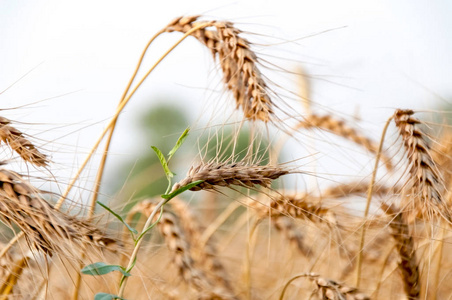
[1, 0, 451, 198]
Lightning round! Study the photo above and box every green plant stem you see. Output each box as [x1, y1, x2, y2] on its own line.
[355, 115, 393, 288]
[117, 198, 166, 298]
[70, 32, 163, 293]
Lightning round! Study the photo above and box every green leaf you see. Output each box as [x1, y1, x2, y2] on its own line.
[162, 180, 204, 200]
[81, 262, 131, 277]
[151, 146, 174, 179]
[97, 201, 138, 235]
[167, 127, 189, 162]
[94, 293, 126, 300]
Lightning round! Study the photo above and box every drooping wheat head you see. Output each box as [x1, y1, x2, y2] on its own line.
[393, 109, 451, 221]
[165, 16, 273, 122]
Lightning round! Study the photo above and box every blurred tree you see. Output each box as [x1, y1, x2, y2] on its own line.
[108, 100, 270, 209]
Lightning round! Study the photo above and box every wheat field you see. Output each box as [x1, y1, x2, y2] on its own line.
[0, 15, 451, 300]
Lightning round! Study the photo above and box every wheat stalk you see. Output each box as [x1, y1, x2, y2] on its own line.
[165, 16, 273, 122]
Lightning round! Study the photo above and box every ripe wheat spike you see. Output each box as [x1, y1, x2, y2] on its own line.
[165, 16, 273, 122]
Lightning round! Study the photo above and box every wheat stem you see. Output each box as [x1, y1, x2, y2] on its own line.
[70, 28, 168, 300]
[356, 115, 392, 287]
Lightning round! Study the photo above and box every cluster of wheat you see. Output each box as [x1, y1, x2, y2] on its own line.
[1, 15, 451, 300]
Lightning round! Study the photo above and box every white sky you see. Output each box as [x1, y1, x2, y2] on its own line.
[0, 0, 451, 197]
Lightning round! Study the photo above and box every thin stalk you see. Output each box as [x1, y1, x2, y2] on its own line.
[55, 22, 212, 210]
[71, 28, 166, 300]
[279, 273, 310, 300]
[372, 245, 396, 299]
[0, 256, 29, 298]
[199, 201, 241, 249]
[87, 27, 166, 217]
[117, 198, 166, 298]
[355, 115, 393, 287]
[0, 233, 22, 260]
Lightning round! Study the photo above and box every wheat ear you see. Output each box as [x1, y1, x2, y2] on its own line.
[170, 199, 235, 293]
[0, 168, 115, 255]
[381, 203, 420, 299]
[165, 16, 273, 122]
[310, 274, 370, 300]
[280, 273, 369, 300]
[323, 181, 399, 199]
[273, 217, 312, 257]
[131, 200, 238, 300]
[171, 162, 288, 192]
[250, 193, 336, 224]
[296, 114, 393, 170]
[393, 109, 450, 221]
[0, 117, 48, 167]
